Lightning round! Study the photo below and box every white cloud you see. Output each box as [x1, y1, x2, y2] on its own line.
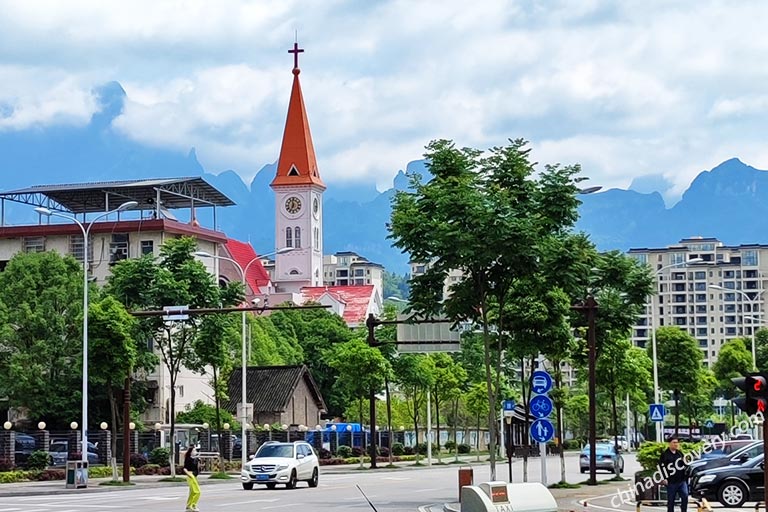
[2, 0, 768, 198]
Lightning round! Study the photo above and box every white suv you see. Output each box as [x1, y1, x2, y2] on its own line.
[241, 441, 319, 490]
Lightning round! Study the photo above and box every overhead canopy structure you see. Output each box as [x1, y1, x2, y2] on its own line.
[0, 177, 235, 215]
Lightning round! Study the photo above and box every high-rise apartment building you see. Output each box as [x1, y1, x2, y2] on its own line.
[629, 237, 768, 367]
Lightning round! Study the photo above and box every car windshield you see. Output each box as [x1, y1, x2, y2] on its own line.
[582, 444, 614, 455]
[255, 444, 294, 458]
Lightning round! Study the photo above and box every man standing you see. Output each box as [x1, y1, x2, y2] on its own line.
[659, 435, 688, 512]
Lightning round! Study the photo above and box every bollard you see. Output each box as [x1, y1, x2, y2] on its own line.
[458, 466, 473, 502]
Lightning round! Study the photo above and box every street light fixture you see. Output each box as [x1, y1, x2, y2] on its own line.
[34, 200, 138, 463]
[647, 257, 703, 442]
[710, 285, 765, 370]
[194, 246, 294, 468]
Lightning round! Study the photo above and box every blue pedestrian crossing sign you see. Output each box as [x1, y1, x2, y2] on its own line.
[503, 400, 516, 411]
[531, 370, 553, 395]
[530, 394, 553, 418]
[705, 419, 715, 429]
[530, 418, 555, 443]
[650, 403, 665, 422]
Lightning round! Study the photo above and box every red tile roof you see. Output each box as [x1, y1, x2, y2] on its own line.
[224, 239, 271, 292]
[301, 285, 375, 326]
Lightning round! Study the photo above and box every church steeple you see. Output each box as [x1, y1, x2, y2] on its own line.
[270, 42, 326, 190]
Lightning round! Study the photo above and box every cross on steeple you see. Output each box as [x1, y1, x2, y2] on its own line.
[289, 42, 304, 70]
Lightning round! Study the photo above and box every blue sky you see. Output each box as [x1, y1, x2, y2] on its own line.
[0, 0, 765, 202]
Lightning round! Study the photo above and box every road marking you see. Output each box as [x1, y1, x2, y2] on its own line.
[413, 487, 443, 493]
[216, 499, 279, 505]
[261, 504, 300, 510]
[0, 508, 23, 511]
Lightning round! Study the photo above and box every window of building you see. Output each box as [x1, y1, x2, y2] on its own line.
[314, 227, 319, 250]
[743, 250, 758, 266]
[294, 227, 301, 248]
[23, 236, 45, 253]
[286, 227, 293, 247]
[670, 252, 686, 265]
[633, 254, 648, 264]
[289, 269, 300, 275]
[109, 234, 129, 264]
[141, 240, 154, 255]
[354, 268, 365, 277]
[694, 271, 706, 280]
[337, 269, 348, 277]
[354, 279, 365, 285]
[69, 234, 85, 261]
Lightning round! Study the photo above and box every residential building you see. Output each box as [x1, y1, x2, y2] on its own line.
[323, 251, 384, 289]
[628, 237, 768, 367]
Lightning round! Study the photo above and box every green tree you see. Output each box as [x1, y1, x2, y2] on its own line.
[756, 328, 768, 372]
[430, 352, 467, 460]
[389, 138, 585, 478]
[393, 354, 436, 451]
[713, 338, 753, 398]
[269, 305, 353, 416]
[651, 326, 704, 432]
[464, 382, 489, 457]
[176, 399, 239, 429]
[564, 392, 589, 442]
[324, 338, 390, 426]
[107, 237, 227, 477]
[0, 251, 84, 428]
[88, 293, 153, 478]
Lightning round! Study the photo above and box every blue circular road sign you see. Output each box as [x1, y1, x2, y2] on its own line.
[530, 419, 555, 443]
[531, 370, 553, 395]
[530, 394, 553, 418]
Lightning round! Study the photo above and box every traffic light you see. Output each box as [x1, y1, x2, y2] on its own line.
[732, 373, 768, 415]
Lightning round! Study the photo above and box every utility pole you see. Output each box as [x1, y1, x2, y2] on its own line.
[573, 295, 598, 486]
[366, 314, 379, 469]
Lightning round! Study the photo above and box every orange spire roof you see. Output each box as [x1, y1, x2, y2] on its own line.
[271, 43, 325, 190]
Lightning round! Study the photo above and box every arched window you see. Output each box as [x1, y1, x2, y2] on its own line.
[294, 227, 301, 248]
[314, 227, 320, 249]
[289, 269, 300, 275]
[285, 227, 293, 248]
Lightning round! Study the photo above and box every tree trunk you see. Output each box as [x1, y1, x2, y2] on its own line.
[476, 413, 481, 462]
[453, 397, 460, 462]
[553, 362, 566, 484]
[674, 390, 680, 435]
[385, 377, 393, 466]
[610, 387, 619, 476]
[479, 298, 497, 479]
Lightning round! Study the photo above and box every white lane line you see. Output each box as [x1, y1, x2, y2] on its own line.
[0, 508, 23, 511]
[262, 504, 300, 510]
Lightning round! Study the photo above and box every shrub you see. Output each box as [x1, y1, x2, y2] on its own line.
[136, 464, 161, 475]
[351, 446, 364, 457]
[415, 443, 428, 455]
[34, 469, 65, 481]
[130, 453, 148, 468]
[403, 446, 415, 455]
[26, 450, 50, 470]
[0, 470, 26, 483]
[319, 448, 332, 460]
[561, 440, 572, 450]
[391, 442, 404, 456]
[444, 440, 456, 452]
[0, 457, 14, 472]
[379, 446, 390, 457]
[457, 443, 471, 454]
[149, 447, 171, 467]
[336, 445, 352, 458]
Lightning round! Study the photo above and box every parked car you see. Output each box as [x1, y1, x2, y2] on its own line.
[690, 453, 764, 507]
[579, 443, 624, 473]
[49, 441, 100, 466]
[14, 433, 37, 467]
[688, 441, 763, 479]
[698, 440, 756, 460]
[240, 441, 319, 490]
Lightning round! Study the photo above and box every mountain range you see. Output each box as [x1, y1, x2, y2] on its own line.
[2, 82, 767, 273]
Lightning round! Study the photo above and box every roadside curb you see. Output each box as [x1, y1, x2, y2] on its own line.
[0, 477, 233, 497]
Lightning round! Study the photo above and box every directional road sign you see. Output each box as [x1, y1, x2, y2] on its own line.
[163, 305, 189, 321]
[530, 394, 553, 418]
[530, 419, 554, 443]
[705, 419, 715, 429]
[650, 403, 665, 422]
[503, 399, 516, 417]
[531, 370, 553, 395]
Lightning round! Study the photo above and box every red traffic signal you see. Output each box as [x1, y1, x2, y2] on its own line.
[732, 373, 768, 415]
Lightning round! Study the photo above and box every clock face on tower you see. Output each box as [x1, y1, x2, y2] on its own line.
[284, 196, 302, 214]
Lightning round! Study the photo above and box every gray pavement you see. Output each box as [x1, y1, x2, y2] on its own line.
[0, 452, 643, 512]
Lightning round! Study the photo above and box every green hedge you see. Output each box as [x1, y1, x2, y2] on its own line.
[636, 441, 704, 471]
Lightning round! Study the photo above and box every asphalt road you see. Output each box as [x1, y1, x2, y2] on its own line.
[0, 453, 640, 512]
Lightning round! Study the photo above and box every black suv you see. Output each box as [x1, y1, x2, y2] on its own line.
[14, 433, 37, 467]
[690, 453, 764, 507]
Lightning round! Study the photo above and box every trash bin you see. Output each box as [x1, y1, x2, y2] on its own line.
[458, 466, 474, 502]
[65, 460, 88, 489]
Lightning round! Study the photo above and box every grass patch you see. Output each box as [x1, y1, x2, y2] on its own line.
[549, 481, 581, 489]
[208, 472, 232, 479]
[579, 479, 614, 486]
[609, 476, 629, 482]
[385, 464, 398, 469]
[99, 481, 135, 486]
[158, 477, 187, 482]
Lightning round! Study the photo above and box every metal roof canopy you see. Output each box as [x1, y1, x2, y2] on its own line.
[0, 177, 235, 214]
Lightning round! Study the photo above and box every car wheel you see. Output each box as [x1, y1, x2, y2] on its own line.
[242, 483, 254, 490]
[718, 481, 748, 508]
[308, 468, 319, 488]
[266, 483, 277, 490]
[286, 470, 297, 489]
[580, 468, 586, 474]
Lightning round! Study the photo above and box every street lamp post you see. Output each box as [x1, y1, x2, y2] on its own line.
[35, 201, 137, 464]
[195, 247, 293, 468]
[649, 258, 703, 442]
[710, 285, 764, 370]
